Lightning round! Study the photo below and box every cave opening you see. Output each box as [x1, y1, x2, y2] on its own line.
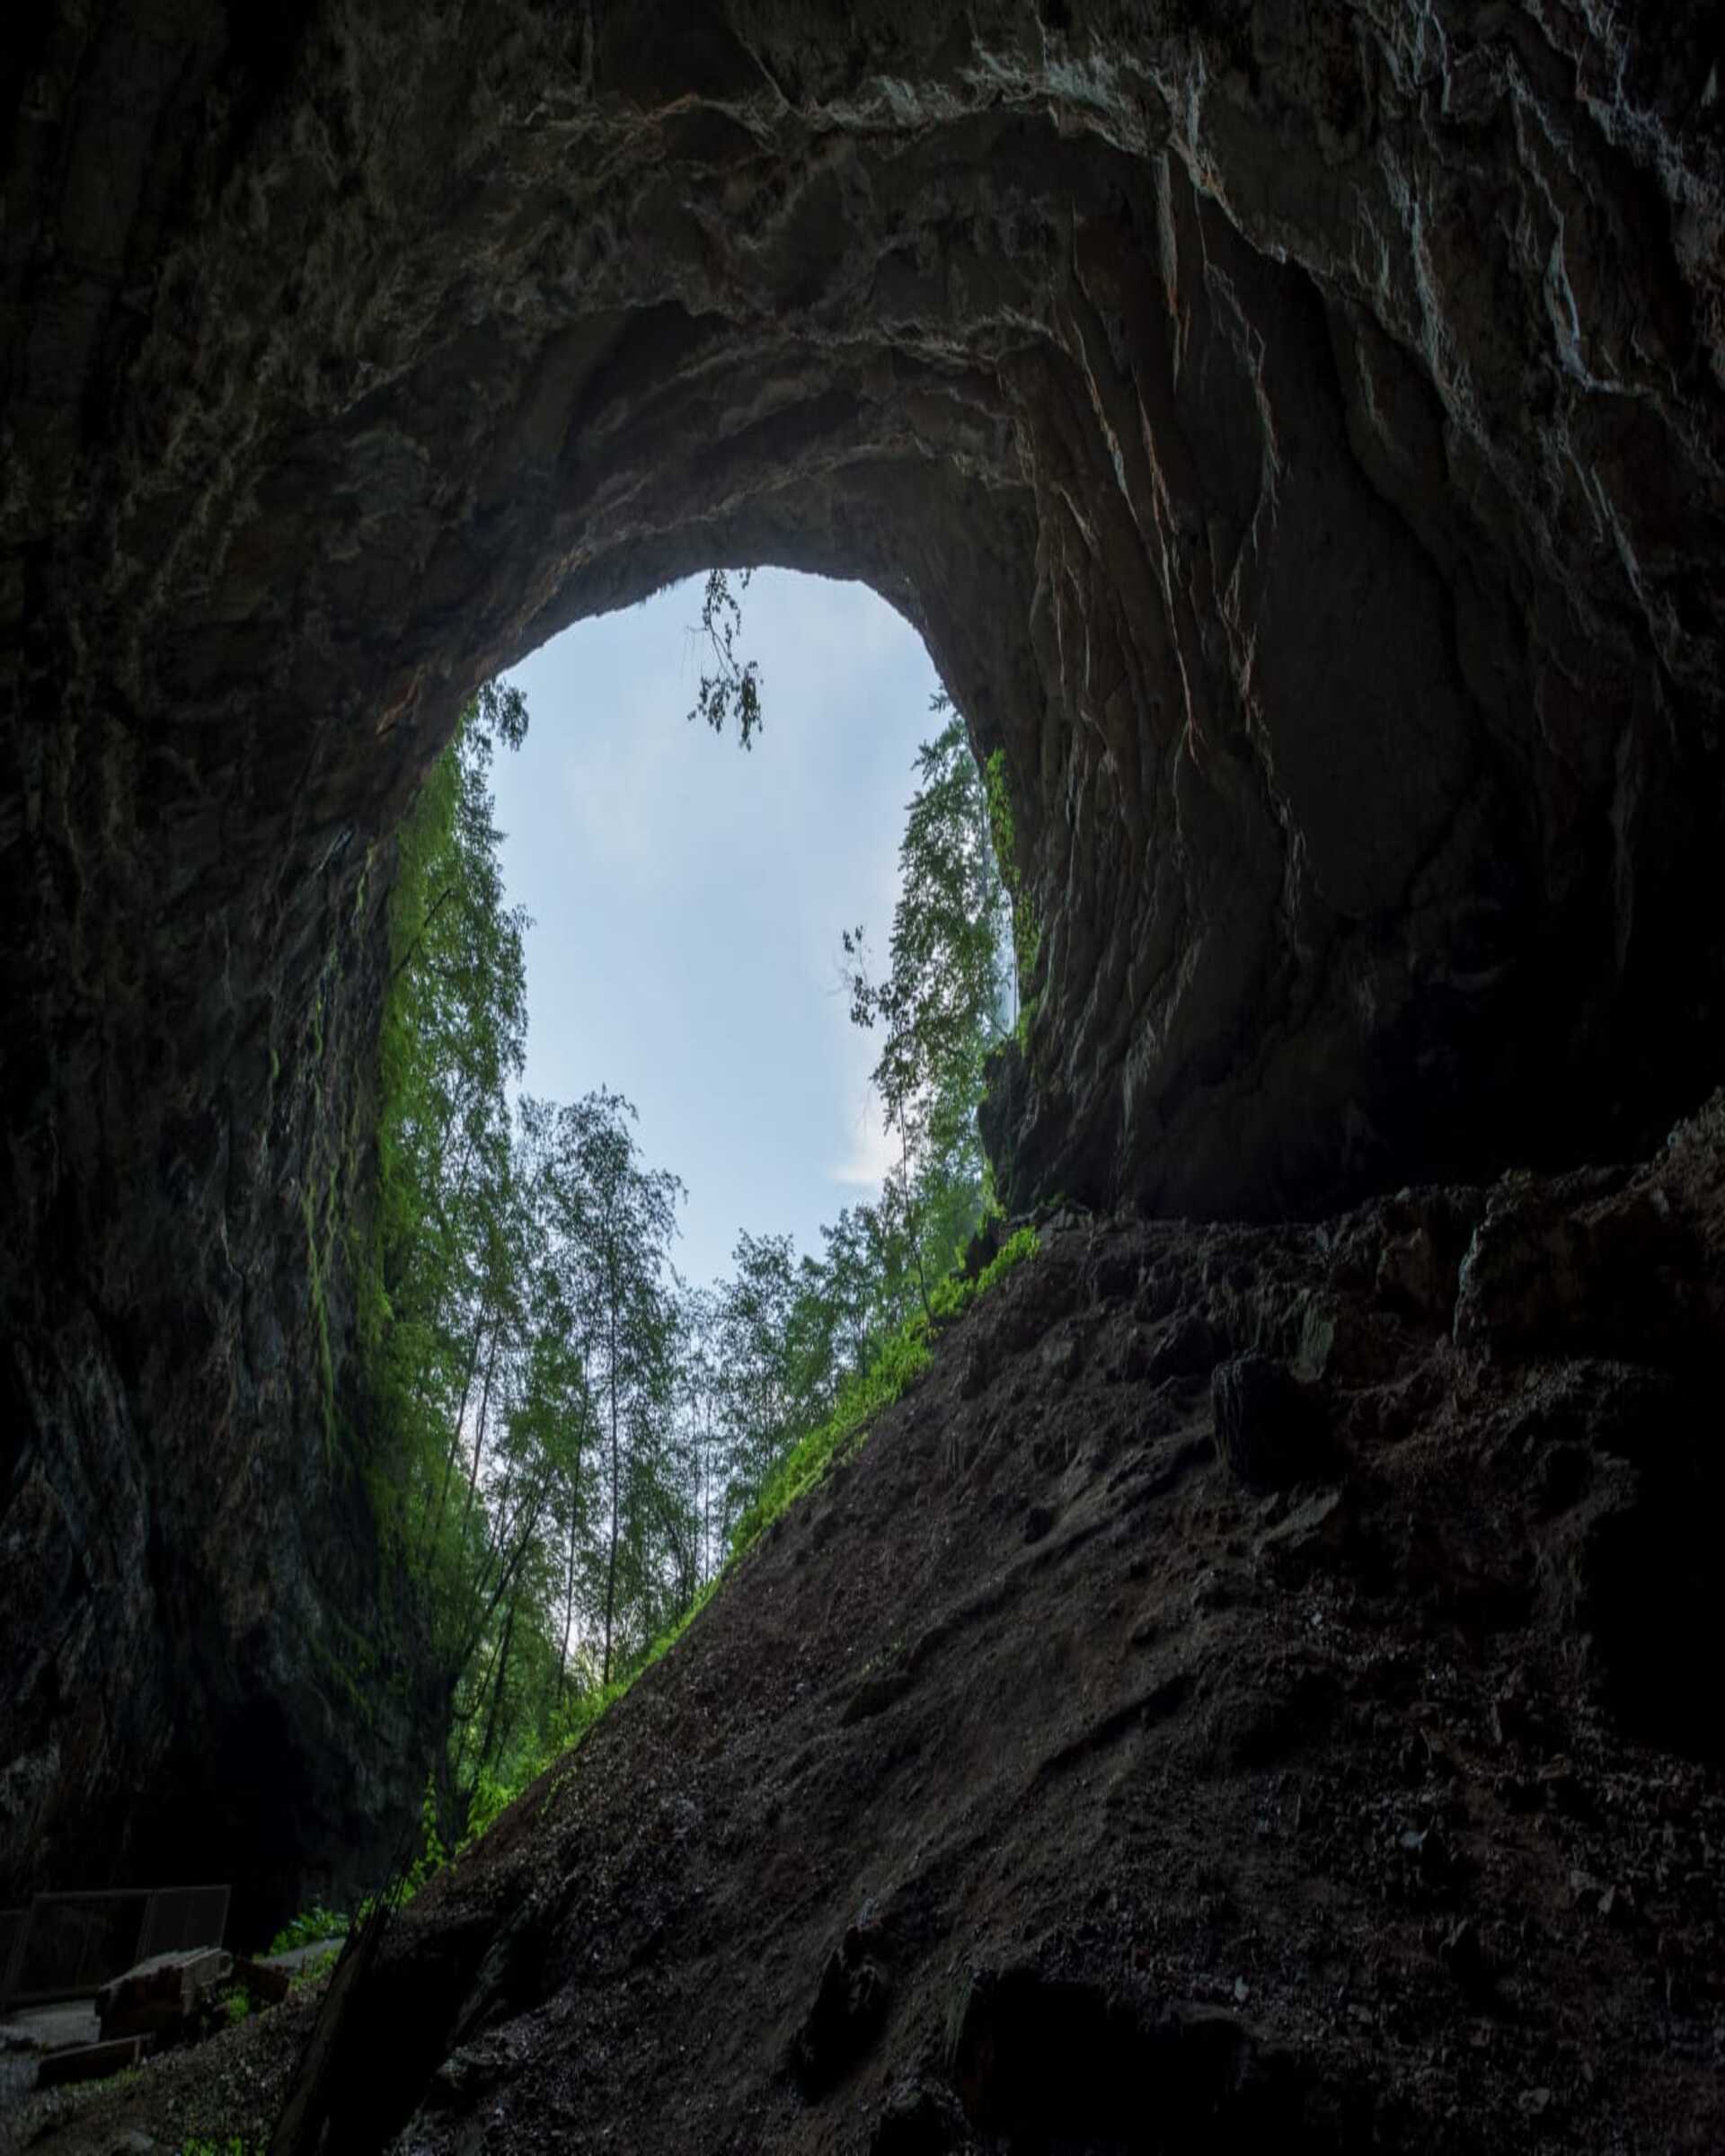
[363, 564, 1024, 1876]
[491, 567, 950, 1291]
[4, 0, 1720, 2011]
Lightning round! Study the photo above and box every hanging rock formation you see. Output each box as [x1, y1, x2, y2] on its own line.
[2, 4, 1721, 1917]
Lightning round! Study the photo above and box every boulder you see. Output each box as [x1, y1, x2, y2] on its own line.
[96, 1949, 232, 2043]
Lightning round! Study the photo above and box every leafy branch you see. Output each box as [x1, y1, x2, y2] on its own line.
[687, 568, 763, 749]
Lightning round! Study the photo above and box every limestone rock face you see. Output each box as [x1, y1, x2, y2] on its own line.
[2, 5, 1721, 1908]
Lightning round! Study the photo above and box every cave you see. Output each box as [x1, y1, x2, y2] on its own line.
[3, 1, 1721, 1948]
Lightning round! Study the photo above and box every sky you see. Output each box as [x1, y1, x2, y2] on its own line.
[491, 570, 943, 1294]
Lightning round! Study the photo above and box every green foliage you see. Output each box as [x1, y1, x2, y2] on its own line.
[724, 1323, 924, 1564]
[687, 569, 763, 748]
[726, 1224, 1039, 1564]
[465, 1224, 1040, 1845]
[266, 1904, 349, 1957]
[361, 679, 707, 1840]
[433, 1212, 1036, 1869]
[524, 1089, 685, 1687]
[958, 1222, 1041, 1302]
[350, 655, 1032, 1878]
[843, 697, 1016, 1318]
[458, 1762, 521, 1848]
[402, 1773, 447, 1898]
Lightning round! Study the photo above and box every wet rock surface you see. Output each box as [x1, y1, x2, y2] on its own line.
[24, 1094, 1725, 2152]
[3, 0, 1722, 1946]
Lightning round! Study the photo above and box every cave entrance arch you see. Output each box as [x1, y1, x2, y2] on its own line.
[4, 0, 1719, 1934]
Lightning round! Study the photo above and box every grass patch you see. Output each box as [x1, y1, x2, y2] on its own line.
[289, 1948, 341, 1988]
[265, 1904, 349, 1957]
[728, 1223, 1038, 1565]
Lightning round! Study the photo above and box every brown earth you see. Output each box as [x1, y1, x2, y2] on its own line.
[16, 1093, 1725, 2154]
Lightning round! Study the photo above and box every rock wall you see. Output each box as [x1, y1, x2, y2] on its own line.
[2, 3, 1721, 1915]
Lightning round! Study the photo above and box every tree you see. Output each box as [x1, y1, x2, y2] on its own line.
[533, 1090, 684, 1686]
[358, 659, 1026, 1846]
[843, 694, 1013, 1304]
[674, 1286, 727, 1589]
[369, 686, 533, 1607]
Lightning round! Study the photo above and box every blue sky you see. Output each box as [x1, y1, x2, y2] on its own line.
[492, 570, 943, 1292]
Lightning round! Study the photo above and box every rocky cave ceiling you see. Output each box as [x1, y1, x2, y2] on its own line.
[1, 1, 1721, 1912]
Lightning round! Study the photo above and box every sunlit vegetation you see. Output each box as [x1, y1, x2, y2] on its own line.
[265, 1905, 348, 1956]
[353, 648, 1027, 1866]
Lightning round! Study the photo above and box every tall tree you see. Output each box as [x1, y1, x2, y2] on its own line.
[533, 1090, 684, 1686]
[844, 695, 1013, 1301]
[359, 661, 1027, 1846]
[674, 1286, 726, 1589]
[370, 685, 532, 1597]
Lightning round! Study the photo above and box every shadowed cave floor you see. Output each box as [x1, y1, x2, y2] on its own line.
[16, 1096, 1725, 2155]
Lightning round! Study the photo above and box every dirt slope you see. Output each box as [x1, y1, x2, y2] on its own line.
[19, 1099, 1725, 2154]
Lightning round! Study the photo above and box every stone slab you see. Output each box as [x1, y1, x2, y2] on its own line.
[35, 2035, 144, 2089]
[97, 1948, 231, 2042]
[0, 2001, 101, 2054]
[230, 1955, 293, 2006]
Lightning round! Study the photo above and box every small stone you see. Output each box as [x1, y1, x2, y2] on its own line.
[1518, 2086, 1553, 2117]
[1041, 1331, 1082, 1383]
[1255, 1487, 1347, 1577]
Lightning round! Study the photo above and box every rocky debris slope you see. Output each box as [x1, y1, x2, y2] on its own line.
[4, 0, 1722, 1945]
[24, 1094, 1725, 2154]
